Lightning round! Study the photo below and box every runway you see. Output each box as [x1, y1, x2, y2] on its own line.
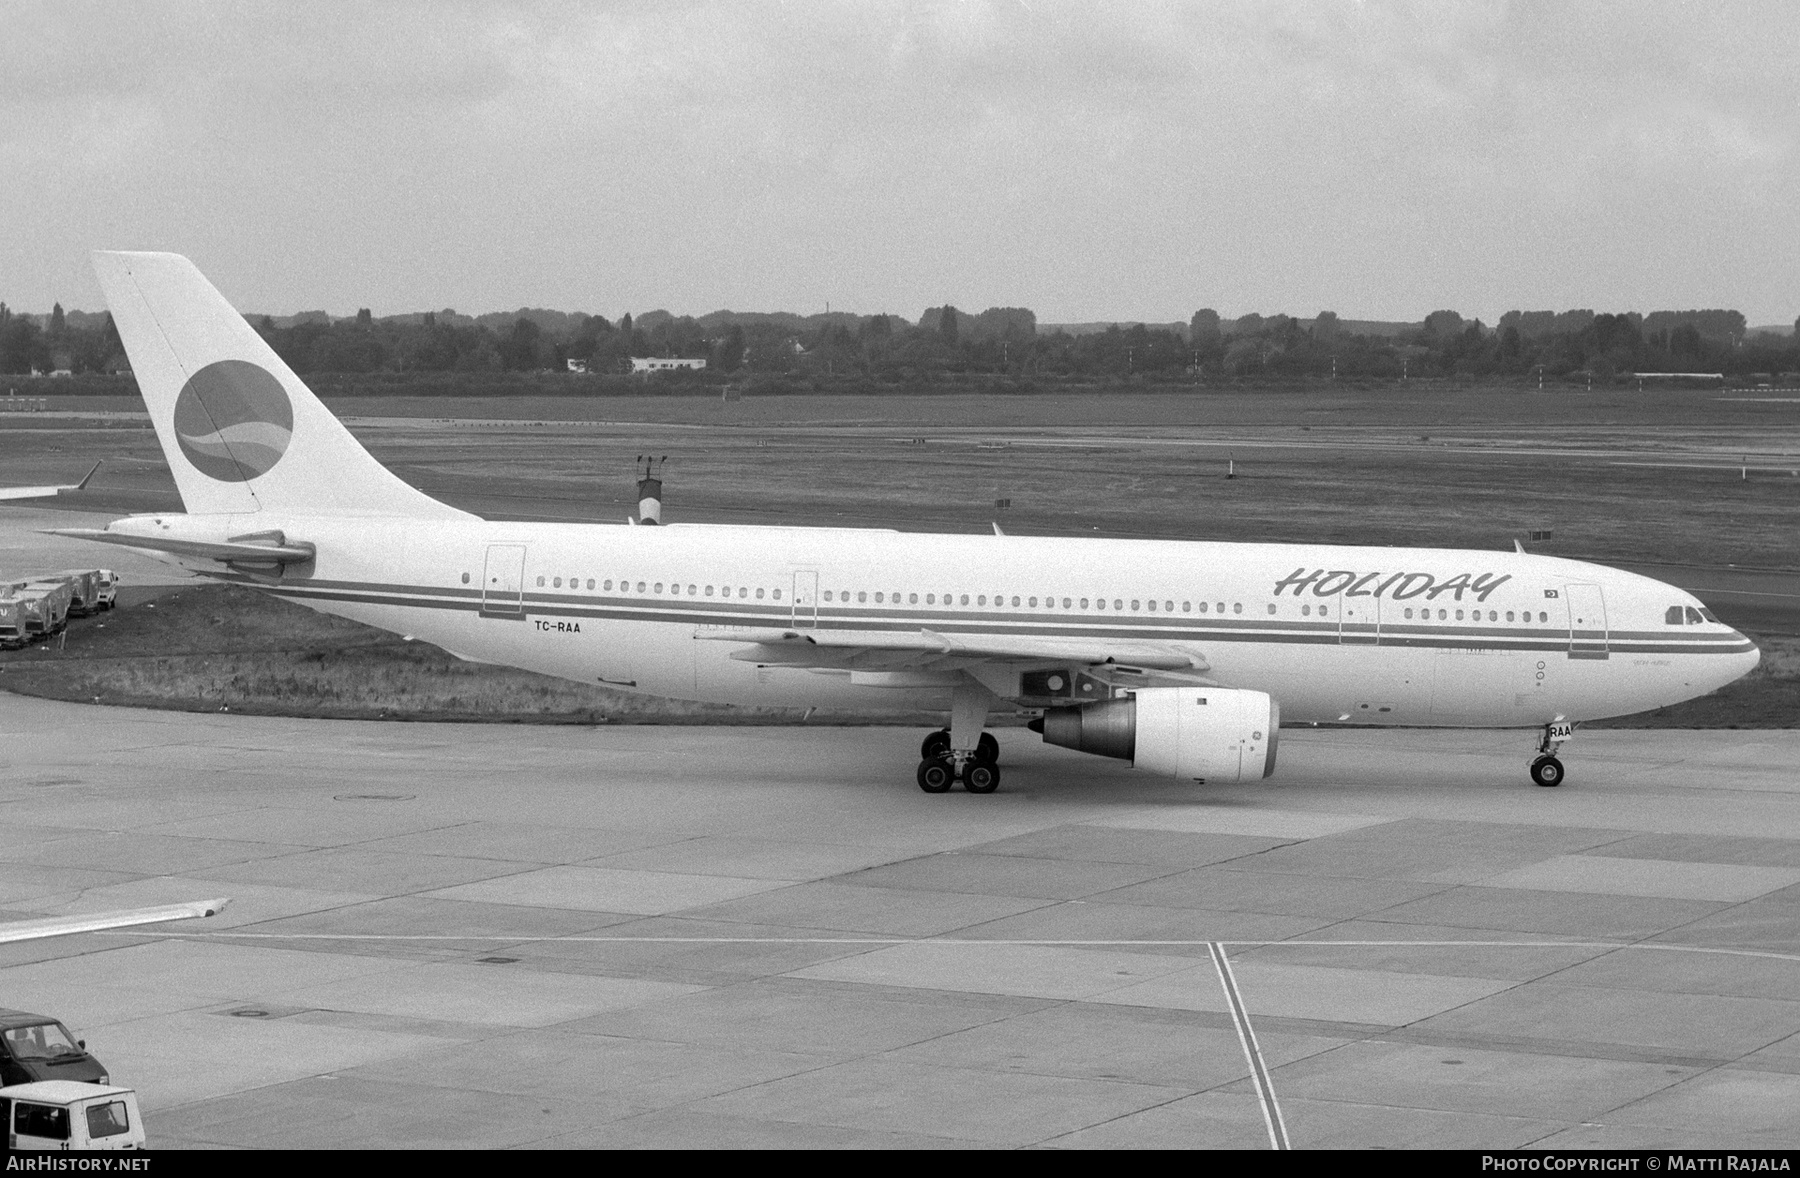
[1, 695, 1796, 1148]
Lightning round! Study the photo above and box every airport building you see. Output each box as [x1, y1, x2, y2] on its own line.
[630, 357, 707, 373]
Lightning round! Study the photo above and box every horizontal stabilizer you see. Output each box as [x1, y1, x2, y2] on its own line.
[0, 897, 230, 944]
[47, 527, 316, 566]
[0, 461, 103, 501]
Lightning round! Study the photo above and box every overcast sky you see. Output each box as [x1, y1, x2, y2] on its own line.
[4, 1, 1797, 324]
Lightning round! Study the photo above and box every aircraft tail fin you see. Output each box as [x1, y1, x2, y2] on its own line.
[91, 251, 469, 519]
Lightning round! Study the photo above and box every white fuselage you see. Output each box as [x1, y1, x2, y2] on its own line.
[156, 512, 1757, 728]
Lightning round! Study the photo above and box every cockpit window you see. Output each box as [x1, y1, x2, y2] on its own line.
[1685, 607, 1704, 625]
[1665, 606, 1684, 625]
[1699, 608, 1719, 623]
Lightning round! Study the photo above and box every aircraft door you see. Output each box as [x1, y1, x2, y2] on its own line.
[1566, 583, 1608, 659]
[791, 570, 818, 628]
[482, 544, 527, 616]
[1339, 595, 1379, 645]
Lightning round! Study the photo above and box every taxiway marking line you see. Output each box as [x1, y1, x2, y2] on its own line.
[102, 934, 1800, 963]
[1210, 941, 1289, 1150]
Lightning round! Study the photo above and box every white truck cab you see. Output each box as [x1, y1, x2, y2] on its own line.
[0, 1081, 144, 1150]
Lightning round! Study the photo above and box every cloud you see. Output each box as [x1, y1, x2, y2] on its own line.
[3, 0, 1796, 321]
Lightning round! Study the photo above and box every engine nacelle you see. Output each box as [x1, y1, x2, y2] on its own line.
[1036, 687, 1280, 782]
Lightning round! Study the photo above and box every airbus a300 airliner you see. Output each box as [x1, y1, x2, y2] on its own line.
[59, 252, 1759, 793]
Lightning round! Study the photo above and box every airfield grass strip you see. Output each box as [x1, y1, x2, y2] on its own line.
[0, 582, 1792, 726]
[0, 583, 929, 726]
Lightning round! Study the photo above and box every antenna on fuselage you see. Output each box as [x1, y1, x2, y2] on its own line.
[636, 455, 666, 525]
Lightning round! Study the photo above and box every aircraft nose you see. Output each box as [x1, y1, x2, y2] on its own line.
[1735, 634, 1762, 677]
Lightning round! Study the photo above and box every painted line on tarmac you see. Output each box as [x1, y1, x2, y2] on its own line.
[94, 933, 1800, 963]
[1211, 940, 1289, 1150]
[1679, 587, 1800, 600]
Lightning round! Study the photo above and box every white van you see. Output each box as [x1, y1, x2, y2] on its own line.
[0, 1081, 145, 1150]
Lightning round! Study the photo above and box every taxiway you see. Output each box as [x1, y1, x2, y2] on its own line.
[1, 695, 1795, 1149]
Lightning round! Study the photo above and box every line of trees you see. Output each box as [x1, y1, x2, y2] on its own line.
[5, 297, 1798, 384]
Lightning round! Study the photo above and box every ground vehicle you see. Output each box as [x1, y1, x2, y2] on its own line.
[93, 568, 118, 609]
[58, 570, 103, 616]
[0, 1082, 144, 1150]
[16, 578, 71, 636]
[0, 1012, 108, 1087]
[0, 597, 23, 648]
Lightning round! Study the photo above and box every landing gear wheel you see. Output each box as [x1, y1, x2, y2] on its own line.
[920, 729, 951, 759]
[963, 761, 1000, 794]
[1530, 756, 1564, 788]
[916, 757, 955, 793]
[974, 732, 999, 765]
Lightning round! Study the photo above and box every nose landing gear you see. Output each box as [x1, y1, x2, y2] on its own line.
[1529, 720, 1573, 787]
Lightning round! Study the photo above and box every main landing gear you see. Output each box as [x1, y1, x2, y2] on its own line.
[917, 729, 1000, 794]
[1529, 720, 1573, 788]
[916, 684, 1002, 794]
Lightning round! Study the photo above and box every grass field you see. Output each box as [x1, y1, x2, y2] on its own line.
[2, 383, 1796, 727]
[10, 385, 1800, 568]
[0, 584, 928, 726]
[0, 583, 1789, 728]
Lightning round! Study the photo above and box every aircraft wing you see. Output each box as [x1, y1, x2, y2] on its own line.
[0, 898, 230, 945]
[0, 461, 103, 501]
[697, 626, 1210, 673]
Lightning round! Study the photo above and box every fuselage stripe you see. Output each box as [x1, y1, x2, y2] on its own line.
[231, 575, 1754, 658]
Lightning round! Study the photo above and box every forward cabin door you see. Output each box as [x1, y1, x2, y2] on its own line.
[482, 544, 527, 617]
[1565, 583, 1608, 660]
[791, 570, 819, 628]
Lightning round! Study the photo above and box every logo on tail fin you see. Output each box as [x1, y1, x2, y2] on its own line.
[173, 360, 294, 482]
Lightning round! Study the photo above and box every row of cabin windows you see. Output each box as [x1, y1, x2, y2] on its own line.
[457, 571, 783, 599]
[1404, 607, 1550, 623]
[822, 590, 1248, 614]
[456, 572, 1557, 625]
[546, 576, 781, 600]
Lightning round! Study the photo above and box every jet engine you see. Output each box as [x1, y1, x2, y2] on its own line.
[1032, 686, 1280, 782]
